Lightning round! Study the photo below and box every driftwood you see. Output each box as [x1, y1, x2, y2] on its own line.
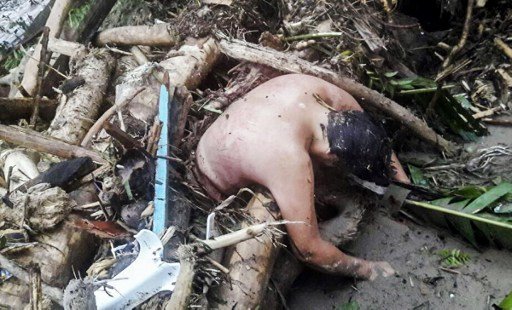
[215, 35, 454, 152]
[0, 125, 107, 164]
[96, 23, 178, 47]
[0, 97, 58, 122]
[48, 49, 115, 145]
[211, 192, 282, 309]
[17, 0, 74, 97]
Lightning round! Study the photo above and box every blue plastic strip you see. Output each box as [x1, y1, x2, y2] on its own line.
[153, 84, 170, 235]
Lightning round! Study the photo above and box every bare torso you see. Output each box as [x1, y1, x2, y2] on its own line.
[195, 74, 406, 280]
[196, 74, 361, 199]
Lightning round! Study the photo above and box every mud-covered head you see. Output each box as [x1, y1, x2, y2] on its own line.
[327, 110, 392, 185]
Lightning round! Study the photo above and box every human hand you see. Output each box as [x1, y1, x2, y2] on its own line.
[367, 261, 395, 281]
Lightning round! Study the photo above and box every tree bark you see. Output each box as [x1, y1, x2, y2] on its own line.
[96, 23, 178, 47]
[211, 192, 282, 309]
[48, 49, 115, 145]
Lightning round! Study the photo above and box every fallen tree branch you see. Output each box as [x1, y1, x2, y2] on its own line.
[441, 0, 475, 70]
[47, 38, 86, 57]
[215, 34, 454, 152]
[0, 124, 107, 164]
[0, 254, 63, 305]
[165, 247, 196, 310]
[96, 23, 178, 47]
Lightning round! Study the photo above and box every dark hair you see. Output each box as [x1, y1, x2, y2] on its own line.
[327, 110, 392, 185]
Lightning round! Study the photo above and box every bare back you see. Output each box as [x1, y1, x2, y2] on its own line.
[196, 74, 361, 198]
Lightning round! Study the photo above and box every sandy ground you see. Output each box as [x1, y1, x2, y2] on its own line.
[288, 126, 512, 310]
[288, 210, 511, 309]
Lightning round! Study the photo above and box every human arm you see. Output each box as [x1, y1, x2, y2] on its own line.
[390, 152, 410, 184]
[265, 151, 394, 280]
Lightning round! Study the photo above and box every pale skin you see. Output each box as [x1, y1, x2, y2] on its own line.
[196, 74, 410, 280]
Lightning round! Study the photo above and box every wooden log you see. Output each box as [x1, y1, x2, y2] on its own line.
[96, 23, 178, 47]
[42, 0, 117, 99]
[211, 192, 282, 309]
[0, 98, 58, 122]
[17, 0, 74, 97]
[48, 49, 115, 145]
[161, 38, 221, 90]
[47, 38, 86, 57]
[216, 35, 454, 153]
[0, 125, 107, 164]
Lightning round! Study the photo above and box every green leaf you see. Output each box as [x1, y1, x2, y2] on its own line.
[338, 301, 359, 310]
[408, 165, 428, 186]
[384, 71, 398, 78]
[451, 185, 488, 199]
[499, 290, 512, 310]
[464, 183, 512, 214]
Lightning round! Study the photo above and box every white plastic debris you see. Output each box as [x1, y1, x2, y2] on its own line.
[94, 229, 180, 310]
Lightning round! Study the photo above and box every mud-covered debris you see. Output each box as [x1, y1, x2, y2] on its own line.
[0, 183, 74, 231]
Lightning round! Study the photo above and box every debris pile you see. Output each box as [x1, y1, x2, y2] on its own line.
[0, 0, 511, 309]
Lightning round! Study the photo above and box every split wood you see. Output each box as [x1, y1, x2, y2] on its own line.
[81, 87, 145, 147]
[0, 254, 63, 305]
[216, 35, 454, 152]
[0, 124, 107, 164]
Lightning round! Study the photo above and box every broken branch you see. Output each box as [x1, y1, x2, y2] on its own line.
[0, 124, 107, 164]
[441, 0, 475, 70]
[81, 87, 144, 147]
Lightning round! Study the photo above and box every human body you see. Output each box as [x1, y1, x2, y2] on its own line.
[196, 74, 409, 280]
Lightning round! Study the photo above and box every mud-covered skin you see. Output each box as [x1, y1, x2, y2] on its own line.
[196, 74, 409, 280]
